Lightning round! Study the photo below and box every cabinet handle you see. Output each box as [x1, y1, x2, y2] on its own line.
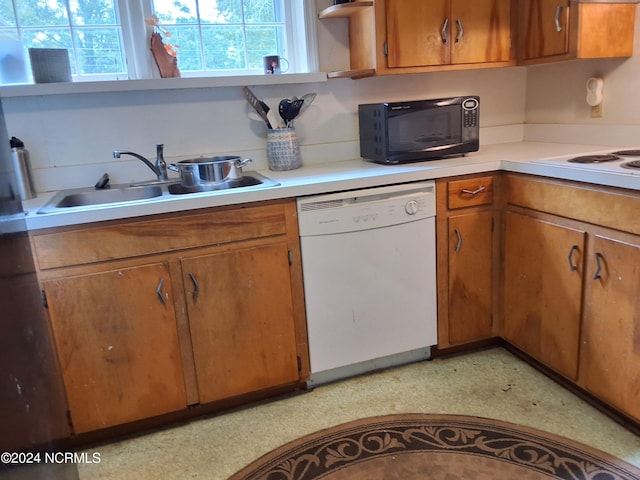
[554, 5, 563, 32]
[189, 272, 200, 302]
[456, 19, 464, 43]
[156, 278, 167, 305]
[593, 252, 605, 280]
[441, 18, 449, 44]
[567, 245, 579, 271]
[454, 228, 463, 253]
[461, 186, 485, 196]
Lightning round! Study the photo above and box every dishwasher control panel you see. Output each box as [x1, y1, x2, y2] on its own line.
[297, 181, 436, 236]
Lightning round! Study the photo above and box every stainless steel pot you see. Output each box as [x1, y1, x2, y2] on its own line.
[169, 156, 252, 187]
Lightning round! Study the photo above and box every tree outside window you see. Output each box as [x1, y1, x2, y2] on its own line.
[0, 0, 299, 82]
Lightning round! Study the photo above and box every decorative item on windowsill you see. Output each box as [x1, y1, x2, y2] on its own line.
[146, 15, 180, 78]
[242, 87, 316, 171]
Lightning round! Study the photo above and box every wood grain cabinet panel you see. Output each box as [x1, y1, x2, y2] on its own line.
[32, 199, 309, 436]
[503, 211, 584, 380]
[519, 0, 570, 61]
[182, 243, 300, 404]
[518, 0, 636, 64]
[386, 0, 512, 68]
[448, 176, 494, 209]
[447, 211, 494, 344]
[580, 234, 640, 421]
[437, 174, 499, 349]
[45, 262, 187, 433]
[386, 0, 450, 67]
[502, 173, 640, 423]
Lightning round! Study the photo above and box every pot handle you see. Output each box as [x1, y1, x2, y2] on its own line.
[168, 164, 179, 172]
[235, 158, 252, 168]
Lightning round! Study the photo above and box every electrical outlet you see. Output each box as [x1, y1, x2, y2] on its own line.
[591, 103, 603, 118]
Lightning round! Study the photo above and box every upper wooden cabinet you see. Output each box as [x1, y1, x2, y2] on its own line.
[518, 0, 637, 64]
[386, 0, 513, 68]
[318, 0, 514, 78]
[319, 0, 637, 77]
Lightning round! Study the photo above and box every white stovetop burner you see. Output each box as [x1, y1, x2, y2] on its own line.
[531, 149, 640, 176]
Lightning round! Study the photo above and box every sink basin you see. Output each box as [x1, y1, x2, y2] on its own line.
[167, 174, 278, 194]
[38, 185, 163, 213]
[36, 172, 280, 214]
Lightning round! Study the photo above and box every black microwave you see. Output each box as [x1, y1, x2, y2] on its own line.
[358, 96, 480, 164]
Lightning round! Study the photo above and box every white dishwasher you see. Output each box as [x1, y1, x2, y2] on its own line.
[297, 181, 437, 386]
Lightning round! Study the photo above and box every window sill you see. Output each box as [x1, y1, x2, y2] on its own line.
[0, 72, 328, 98]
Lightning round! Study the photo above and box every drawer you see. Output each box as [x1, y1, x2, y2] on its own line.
[447, 176, 494, 209]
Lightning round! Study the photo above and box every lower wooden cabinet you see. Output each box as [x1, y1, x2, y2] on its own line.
[32, 199, 309, 435]
[446, 211, 494, 344]
[437, 174, 498, 348]
[502, 173, 640, 422]
[580, 233, 640, 421]
[182, 243, 300, 403]
[45, 263, 187, 433]
[502, 211, 584, 380]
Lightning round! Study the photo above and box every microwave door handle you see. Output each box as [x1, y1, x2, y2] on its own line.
[409, 143, 465, 153]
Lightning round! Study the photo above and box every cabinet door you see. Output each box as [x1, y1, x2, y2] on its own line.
[386, 0, 450, 67]
[182, 243, 299, 404]
[520, 0, 570, 60]
[451, 0, 512, 64]
[45, 263, 187, 433]
[503, 212, 585, 380]
[447, 211, 493, 344]
[580, 234, 640, 421]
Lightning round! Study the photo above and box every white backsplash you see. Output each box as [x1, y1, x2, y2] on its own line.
[1, 67, 527, 193]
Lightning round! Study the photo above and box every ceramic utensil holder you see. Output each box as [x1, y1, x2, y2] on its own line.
[266, 127, 301, 171]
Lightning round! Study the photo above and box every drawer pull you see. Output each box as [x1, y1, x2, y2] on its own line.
[189, 272, 200, 302]
[593, 252, 605, 280]
[454, 228, 463, 253]
[461, 186, 486, 196]
[567, 245, 579, 271]
[156, 278, 167, 305]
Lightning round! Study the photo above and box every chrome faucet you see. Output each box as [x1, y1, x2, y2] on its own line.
[113, 144, 168, 181]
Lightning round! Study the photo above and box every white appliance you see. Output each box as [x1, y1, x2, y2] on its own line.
[297, 181, 438, 386]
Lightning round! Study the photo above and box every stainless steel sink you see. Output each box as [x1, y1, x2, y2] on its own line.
[166, 173, 278, 194]
[59, 185, 163, 207]
[36, 172, 280, 214]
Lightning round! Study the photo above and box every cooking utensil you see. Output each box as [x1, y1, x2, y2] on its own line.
[296, 93, 316, 119]
[285, 98, 304, 126]
[242, 86, 273, 129]
[278, 99, 290, 127]
[169, 156, 252, 188]
[279, 98, 304, 127]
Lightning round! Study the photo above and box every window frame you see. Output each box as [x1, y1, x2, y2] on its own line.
[121, 0, 316, 80]
[0, 0, 317, 83]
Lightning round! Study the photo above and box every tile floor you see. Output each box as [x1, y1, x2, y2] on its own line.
[4, 347, 640, 479]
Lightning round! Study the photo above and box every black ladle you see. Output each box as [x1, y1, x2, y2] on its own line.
[279, 99, 291, 127]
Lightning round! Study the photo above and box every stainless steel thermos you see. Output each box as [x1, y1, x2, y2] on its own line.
[10, 136, 36, 200]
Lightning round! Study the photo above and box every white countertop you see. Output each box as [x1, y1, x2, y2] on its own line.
[22, 141, 640, 230]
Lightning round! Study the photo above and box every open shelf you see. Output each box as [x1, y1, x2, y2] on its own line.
[327, 69, 375, 79]
[319, 2, 376, 79]
[318, 1, 374, 19]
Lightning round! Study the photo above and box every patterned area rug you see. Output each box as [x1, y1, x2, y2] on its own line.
[228, 414, 640, 480]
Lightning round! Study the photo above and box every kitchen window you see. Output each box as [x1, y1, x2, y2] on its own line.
[0, 0, 314, 82]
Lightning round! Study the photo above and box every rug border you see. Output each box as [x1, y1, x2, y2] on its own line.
[227, 413, 640, 480]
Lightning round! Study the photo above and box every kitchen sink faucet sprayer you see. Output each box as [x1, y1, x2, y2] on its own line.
[113, 144, 168, 181]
